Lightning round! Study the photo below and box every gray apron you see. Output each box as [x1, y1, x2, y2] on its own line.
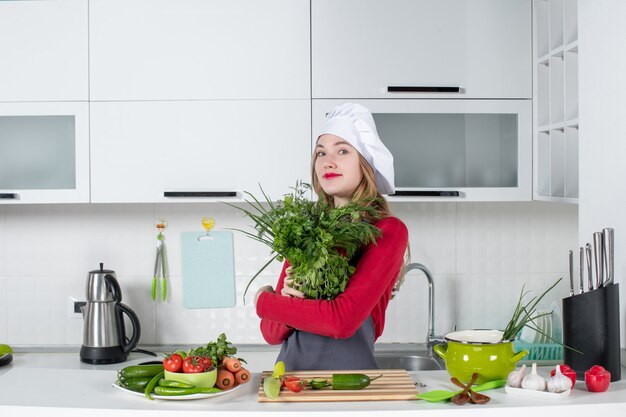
[276, 315, 379, 371]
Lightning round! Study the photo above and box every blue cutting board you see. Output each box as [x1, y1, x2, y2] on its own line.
[181, 230, 236, 308]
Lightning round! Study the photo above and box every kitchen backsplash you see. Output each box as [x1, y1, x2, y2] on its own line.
[0, 201, 577, 346]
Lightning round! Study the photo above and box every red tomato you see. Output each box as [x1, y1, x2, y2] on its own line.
[283, 377, 305, 393]
[585, 365, 611, 392]
[163, 353, 183, 373]
[182, 356, 206, 373]
[550, 364, 577, 388]
[198, 356, 212, 370]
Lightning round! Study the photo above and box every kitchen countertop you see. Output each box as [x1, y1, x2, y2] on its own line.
[1, 350, 625, 416]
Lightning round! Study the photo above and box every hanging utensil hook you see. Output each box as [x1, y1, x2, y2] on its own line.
[152, 219, 168, 301]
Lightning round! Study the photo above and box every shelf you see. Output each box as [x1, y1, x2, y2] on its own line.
[565, 40, 578, 53]
[534, 195, 579, 204]
[538, 119, 579, 132]
[536, 54, 550, 65]
[533, 0, 578, 204]
[550, 45, 565, 57]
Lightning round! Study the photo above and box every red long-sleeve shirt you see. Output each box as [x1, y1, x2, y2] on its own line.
[256, 216, 408, 344]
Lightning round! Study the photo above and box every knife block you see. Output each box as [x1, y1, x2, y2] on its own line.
[562, 283, 621, 382]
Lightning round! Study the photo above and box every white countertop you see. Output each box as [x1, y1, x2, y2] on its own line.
[1, 350, 625, 416]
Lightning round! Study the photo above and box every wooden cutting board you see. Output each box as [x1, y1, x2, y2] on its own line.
[257, 369, 418, 402]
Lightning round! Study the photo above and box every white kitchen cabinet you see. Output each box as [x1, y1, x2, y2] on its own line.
[533, 0, 578, 203]
[89, 0, 310, 101]
[90, 100, 311, 203]
[312, 0, 531, 99]
[314, 99, 532, 201]
[0, 102, 90, 203]
[0, 0, 88, 102]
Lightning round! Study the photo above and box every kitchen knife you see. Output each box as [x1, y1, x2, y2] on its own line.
[579, 247, 585, 294]
[568, 250, 574, 296]
[603, 228, 614, 286]
[585, 243, 594, 292]
[593, 232, 604, 290]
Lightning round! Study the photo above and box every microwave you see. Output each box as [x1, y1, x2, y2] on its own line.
[312, 99, 532, 202]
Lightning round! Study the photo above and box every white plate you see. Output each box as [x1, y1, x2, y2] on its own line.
[505, 385, 571, 400]
[112, 382, 241, 401]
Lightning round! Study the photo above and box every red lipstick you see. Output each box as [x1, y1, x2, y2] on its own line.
[323, 173, 341, 179]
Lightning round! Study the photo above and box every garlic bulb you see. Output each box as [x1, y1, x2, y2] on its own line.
[507, 364, 527, 388]
[521, 363, 547, 391]
[547, 365, 573, 393]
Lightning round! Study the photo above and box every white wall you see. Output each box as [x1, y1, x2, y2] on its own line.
[578, 0, 626, 349]
[0, 201, 577, 347]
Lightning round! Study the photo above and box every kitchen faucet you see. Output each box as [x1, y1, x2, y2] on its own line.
[401, 263, 446, 367]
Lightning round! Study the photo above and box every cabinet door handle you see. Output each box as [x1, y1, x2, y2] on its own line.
[387, 86, 461, 93]
[0, 193, 18, 199]
[163, 191, 237, 198]
[391, 191, 460, 197]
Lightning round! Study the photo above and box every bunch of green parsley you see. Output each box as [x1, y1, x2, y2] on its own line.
[230, 181, 381, 302]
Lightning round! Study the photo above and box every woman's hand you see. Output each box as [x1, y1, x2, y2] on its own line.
[254, 285, 275, 307]
[281, 266, 304, 298]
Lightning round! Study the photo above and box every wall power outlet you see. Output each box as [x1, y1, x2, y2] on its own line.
[67, 296, 86, 319]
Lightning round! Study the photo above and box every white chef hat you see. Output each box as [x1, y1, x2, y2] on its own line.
[318, 103, 395, 195]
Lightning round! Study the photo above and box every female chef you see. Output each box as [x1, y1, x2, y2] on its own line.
[254, 103, 409, 370]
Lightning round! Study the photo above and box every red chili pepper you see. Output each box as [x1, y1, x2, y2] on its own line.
[550, 364, 577, 388]
[585, 365, 611, 392]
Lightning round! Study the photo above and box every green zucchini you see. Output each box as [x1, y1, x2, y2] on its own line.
[119, 364, 164, 379]
[331, 373, 382, 390]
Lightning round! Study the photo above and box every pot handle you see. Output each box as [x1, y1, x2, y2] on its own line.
[433, 344, 447, 360]
[510, 349, 528, 364]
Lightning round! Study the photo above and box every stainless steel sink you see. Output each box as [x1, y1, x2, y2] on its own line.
[374, 352, 444, 371]
[375, 355, 443, 371]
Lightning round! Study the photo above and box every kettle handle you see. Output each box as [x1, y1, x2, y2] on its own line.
[105, 274, 122, 302]
[116, 303, 141, 354]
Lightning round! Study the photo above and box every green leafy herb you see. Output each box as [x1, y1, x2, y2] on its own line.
[228, 181, 382, 302]
[190, 333, 244, 366]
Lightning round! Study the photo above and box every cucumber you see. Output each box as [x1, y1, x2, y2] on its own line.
[309, 378, 330, 389]
[331, 373, 382, 390]
[119, 376, 152, 393]
[119, 364, 164, 379]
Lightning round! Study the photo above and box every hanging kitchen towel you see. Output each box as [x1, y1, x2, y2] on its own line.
[181, 230, 236, 308]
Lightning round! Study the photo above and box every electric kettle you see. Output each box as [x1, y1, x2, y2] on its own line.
[79, 263, 141, 364]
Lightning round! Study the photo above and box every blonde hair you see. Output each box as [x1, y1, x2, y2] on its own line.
[311, 149, 410, 295]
